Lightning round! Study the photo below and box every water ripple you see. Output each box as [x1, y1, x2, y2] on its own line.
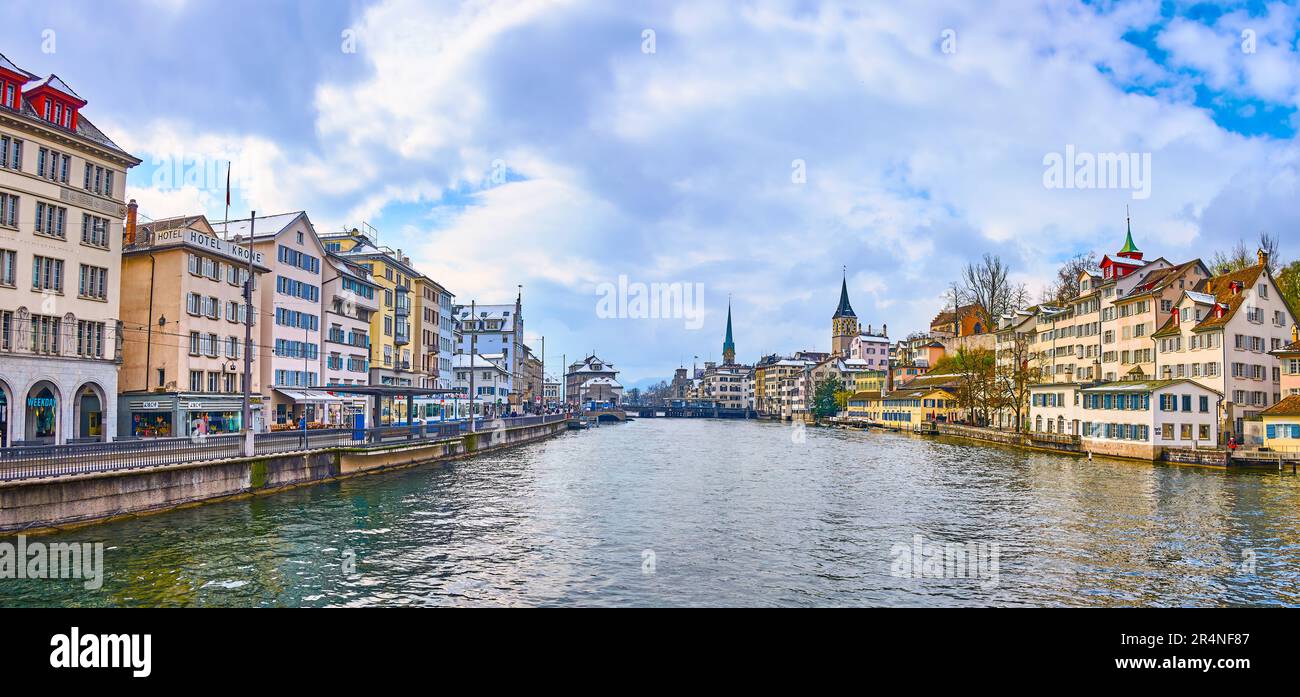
[4, 419, 1300, 606]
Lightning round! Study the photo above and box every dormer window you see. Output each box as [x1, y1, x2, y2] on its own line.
[23, 74, 87, 131]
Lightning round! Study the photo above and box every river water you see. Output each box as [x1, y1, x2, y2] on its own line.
[4, 418, 1299, 607]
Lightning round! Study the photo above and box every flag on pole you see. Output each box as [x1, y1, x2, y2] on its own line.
[225, 162, 231, 207]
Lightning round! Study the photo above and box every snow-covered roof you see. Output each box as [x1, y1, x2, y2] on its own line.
[215, 212, 307, 242]
[0, 52, 38, 79]
[453, 353, 508, 372]
[456, 304, 514, 321]
[22, 73, 83, 101]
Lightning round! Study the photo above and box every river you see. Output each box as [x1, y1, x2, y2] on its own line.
[4, 418, 1299, 606]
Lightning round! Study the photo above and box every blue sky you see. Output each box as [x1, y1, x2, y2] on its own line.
[5, 0, 1300, 385]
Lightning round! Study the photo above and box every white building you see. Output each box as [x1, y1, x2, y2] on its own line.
[700, 363, 749, 409]
[1029, 379, 1222, 459]
[0, 54, 141, 445]
[1152, 253, 1296, 439]
[453, 353, 510, 417]
[543, 375, 561, 405]
[455, 293, 523, 406]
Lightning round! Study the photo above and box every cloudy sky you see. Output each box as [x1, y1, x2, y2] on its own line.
[4, 0, 1300, 385]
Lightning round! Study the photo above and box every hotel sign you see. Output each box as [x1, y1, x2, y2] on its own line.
[153, 228, 266, 266]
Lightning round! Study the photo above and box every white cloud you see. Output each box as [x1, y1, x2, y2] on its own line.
[109, 0, 1300, 380]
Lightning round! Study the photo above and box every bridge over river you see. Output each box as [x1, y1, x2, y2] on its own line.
[624, 405, 757, 419]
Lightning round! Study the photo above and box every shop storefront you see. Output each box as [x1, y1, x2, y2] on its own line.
[25, 385, 59, 445]
[118, 394, 265, 439]
[273, 390, 356, 429]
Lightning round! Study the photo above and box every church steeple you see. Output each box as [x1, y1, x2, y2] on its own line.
[722, 298, 736, 365]
[833, 270, 856, 319]
[831, 268, 859, 357]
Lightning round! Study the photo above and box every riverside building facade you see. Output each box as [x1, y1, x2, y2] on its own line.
[0, 53, 140, 445]
[217, 212, 331, 428]
[118, 214, 269, 438]
[1151, 252, 1296, 440]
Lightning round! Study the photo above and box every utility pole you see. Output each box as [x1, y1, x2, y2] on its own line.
[301, 321, 310, 448]
[241, 212, 257, 457]
[540, 335, 545, 412]
[468, 300, 476, 433]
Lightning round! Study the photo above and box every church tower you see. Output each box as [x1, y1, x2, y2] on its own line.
[832, 272, 859, 357]
[722, 299, 736, 365]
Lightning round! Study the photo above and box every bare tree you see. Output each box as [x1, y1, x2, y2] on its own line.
[996, 331, 1038, 432]
[1042, 252, 1098, 304]
[1210, 233, 1280, 274]
[961, 253, 1015, 321]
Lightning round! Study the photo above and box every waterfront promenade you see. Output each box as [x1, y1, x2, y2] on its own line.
[0, 414, 570, 533]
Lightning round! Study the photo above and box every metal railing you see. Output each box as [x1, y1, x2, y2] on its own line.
[0, 414, 569, 482]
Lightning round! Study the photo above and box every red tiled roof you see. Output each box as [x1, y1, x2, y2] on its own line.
[1153, 263, 1265, 337]
[1261, 394, 1300, 418]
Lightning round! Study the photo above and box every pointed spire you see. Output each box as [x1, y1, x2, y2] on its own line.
[1118, 206, 1142, 259]
[833, 269, 856, 319]
[722, 295, 736, 364]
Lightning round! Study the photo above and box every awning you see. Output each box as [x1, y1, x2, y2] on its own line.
[276, 389, 354, 404]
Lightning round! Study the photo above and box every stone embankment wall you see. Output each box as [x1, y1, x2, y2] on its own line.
[0, 420, 568, 534]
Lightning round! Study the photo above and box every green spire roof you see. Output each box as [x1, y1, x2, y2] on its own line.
[833, 275, 856, 319]
[1119, 216, 1140, 255]
[722, 300, 735, 355]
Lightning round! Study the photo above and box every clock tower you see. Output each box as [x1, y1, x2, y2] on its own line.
[832, 272, 858, 357]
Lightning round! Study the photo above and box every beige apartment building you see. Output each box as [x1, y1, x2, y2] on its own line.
[1153, 252, 1297, 440]
[994, 227, 1205, 430]
[118, 214, 270, 438]
[0, 53, 140, 445]
[1111, 259, 1209, 381]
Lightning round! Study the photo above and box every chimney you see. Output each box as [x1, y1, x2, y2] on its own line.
[882, 323, 887, 337]
[124, 199, 138, 245]
[1259, 249, 1269, 268]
